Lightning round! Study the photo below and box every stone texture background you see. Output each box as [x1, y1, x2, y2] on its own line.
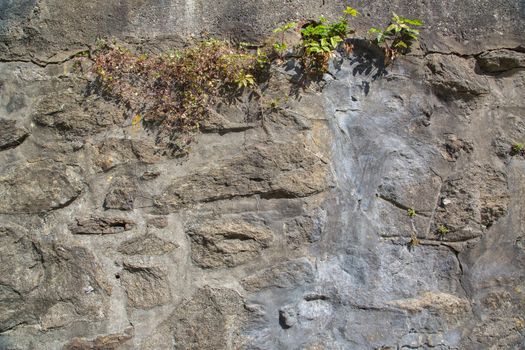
[1, 0, 525, 349]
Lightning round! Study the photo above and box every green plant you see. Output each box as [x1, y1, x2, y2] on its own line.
[92, 39, 262, 154]
[511, 142, 524, 155]
[235, 72, 255, 89]
[408, 233, 420, 248]
[343, 6, 360, 17]
[407, 208, 417, 218]
[255, 48, 270, 68]
[87, 9, 426, 156]
[272, 22, 297, 58]
[369, 13, 423, 64]
[437, 224, 450, 236]
[300, 7, 359, 74]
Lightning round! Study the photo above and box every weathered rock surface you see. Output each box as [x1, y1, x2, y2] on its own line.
[477, 49, 525, 72]
[0, 119, 29, 150]
[63, 327, 134, 350]
[120, 262, 170, 309]
[70, 216, 136, 235]
[0, 160, 84, 214]
[104, 177, 136, 210]
[33, 91, 122, 137]
[169, 287, 246, 350]
[0, 1, 524, 349]
[433, 164, 510, 239]
[241, 258, 315, 292]
[0, 225, 110, 335]
[187, 217, 274, 268]
[118, 234, 177, 256]
[427, 54, 490, 99]
[154, 142, 330, 212]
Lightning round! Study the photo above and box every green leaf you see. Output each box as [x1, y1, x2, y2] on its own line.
[330, 35, 342, 48]
[386, 23, 398, 32]
[343, 6, 360, 17]
[403, 18, 423, 26]
[392, 12, 401, 23]
[307, 46, 321, 54]
[368, 27, 382, 34]
[395, 40, 408, 48]
[273, 22, 296, 33]
[284, 22, 297, 30]
[377, 33, 385, 44]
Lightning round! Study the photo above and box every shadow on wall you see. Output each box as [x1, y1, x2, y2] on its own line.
[344, 38, 387, 81]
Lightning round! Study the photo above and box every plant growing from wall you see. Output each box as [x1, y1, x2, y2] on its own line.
[437, 224, 450, 236]
[299, 7, 359, 74]
[272, 22, 297, 59]
[87, 7, 425, 156]
[91, 39, 263, 154]
[408, 233, 420, 249]
[407, 208, 417, 218]
[511, 142, 524, 156]
[369, 13, 423, 65]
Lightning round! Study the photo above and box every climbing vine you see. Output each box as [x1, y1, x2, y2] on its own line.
[87, 7, 423, 154]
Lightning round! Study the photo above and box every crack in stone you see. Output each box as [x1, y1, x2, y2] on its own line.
[377, 194, 431, 218]
[420, 45, 525, 59]
[0, 49, 91, 68]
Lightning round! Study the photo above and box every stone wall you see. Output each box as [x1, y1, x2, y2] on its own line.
[1, 1, 524, 349]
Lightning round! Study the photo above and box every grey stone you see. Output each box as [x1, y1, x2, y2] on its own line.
[477, 49, 525, 72]
[427, 54, 490, 99]
[154, 142, 330, 212]
[433, 164, 509, 239]
[0, 160, 84, 214]
[33, 91, 122, 137]
[241, 258, 314, 292]
[0, 0, 524, 348]
[70, 216, 135, 235]
[279, 305, 297, 329]
[146, 216, 169, 229]
[142, 287, 246, 350]
[0, 224, 110, 333]
[118, 235, 177, 256]
[63, 327, 134, 350]
[0, 119, 29, 151]
[90, 138, 162, 172]
[104, 177, 136, 211]
[120, 263, 170, 310]
[186, 217, 273, 268]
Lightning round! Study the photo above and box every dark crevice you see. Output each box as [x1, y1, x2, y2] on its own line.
[377, 194, 431, 218]
[422, 45, 525, 59]
[0, 49, 91, 68]
[0, 283, 23, 299]
[303, 293, 330, 301]
[201, 124, 257, 135]
[0, 133, 29, 151]
[221, 232, 256, 241]
[448, 245, 470, 300]
[197, 188, 323, 204]
[278, 311, 292, 329]
[382, 234, 481, 245]
[49, 190, 83, 211]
